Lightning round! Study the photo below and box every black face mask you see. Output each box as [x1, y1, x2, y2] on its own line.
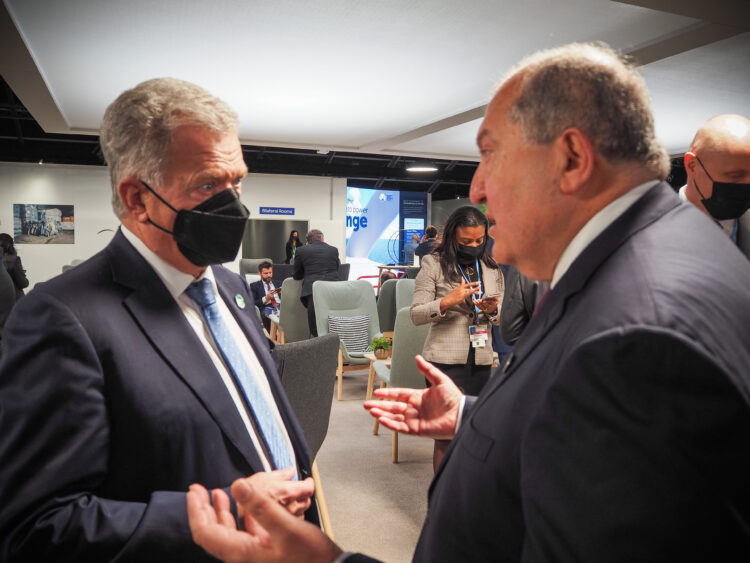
[457, 243, 484, 261]
[694, 157, 750, 220]
[142, 182, 249, 266]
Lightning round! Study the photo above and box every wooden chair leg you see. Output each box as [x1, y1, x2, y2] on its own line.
[366, 362, 376, 401]
[372, 381, 386, 435]
[279, 329, 286, 344]
[312, 460, 334, 541]
[270, 322, 278, 342]
[391, 430, 399, 463]
[336, 348, 343, 401]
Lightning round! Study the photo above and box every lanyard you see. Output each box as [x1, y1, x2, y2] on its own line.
[458, 259, 483, 315]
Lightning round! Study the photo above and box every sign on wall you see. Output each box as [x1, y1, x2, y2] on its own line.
[13, 203, 75, 244]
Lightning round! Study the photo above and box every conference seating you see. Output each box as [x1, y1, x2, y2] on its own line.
[268, 278, 309, 344]
[338, 263, 351, 281]
[395, 278, 416, 312]
[376, 278, 398, 339]
[271, 263, 295, 281]
[313, 280, 381, 400]
[372, 307, 429, 462]
[275, 333, 339, 539]
[239, 258, 272, 277]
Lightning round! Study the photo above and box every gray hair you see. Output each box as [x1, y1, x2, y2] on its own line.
[306, 229, 324, 244]
[99, 77, 239, 217]
[499, 42, 670, 179]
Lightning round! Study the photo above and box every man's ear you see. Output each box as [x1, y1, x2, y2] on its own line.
[118, 179, 149, 223]
[555, 128, 594, 195]
[684, 151, 697, 176]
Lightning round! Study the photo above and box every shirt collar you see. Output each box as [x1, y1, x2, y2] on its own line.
[551, 179, 660, 288]
[120, 225, 213, 299]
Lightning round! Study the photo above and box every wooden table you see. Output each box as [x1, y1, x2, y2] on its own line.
[363, 351, 391, 400]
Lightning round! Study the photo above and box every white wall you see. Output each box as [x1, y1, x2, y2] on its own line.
[0, 162, 348, 288]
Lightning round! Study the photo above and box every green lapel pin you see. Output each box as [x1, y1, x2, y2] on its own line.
[235, 294, 246, 309]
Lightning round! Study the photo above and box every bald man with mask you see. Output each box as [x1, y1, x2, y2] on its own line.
[680, 114, 750, 259]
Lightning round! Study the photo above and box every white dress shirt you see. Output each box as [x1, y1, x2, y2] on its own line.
[121, 226, 296, 473]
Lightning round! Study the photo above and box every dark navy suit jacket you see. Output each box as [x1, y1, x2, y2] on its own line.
[249, 278, 282, 310]
[409, 182, 750, 562]
[0, 229, 317, 562]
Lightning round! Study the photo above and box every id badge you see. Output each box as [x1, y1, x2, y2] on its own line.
[469, 324, 488, 348]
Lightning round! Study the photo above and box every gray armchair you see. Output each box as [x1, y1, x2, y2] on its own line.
[395, 278, 416, 311]
[275, 334, 339, 539]
[372, 306, 429, 462]
[239, 258, 272, 277]
[268, 278, 310, 344]
[313, 280, 381, 400]
[376, 278, 398, 338]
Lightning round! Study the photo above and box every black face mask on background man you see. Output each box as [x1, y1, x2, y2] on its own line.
[457, 242, 484, 261]
[141, 181, 250, 266]
[694, 157, 750, 220]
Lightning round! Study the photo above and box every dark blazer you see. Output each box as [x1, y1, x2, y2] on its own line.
[293, 240, 340, 298]
[0, 229, 317, 562]
[413, 183, 750, 562]
[0, 265, 16, 337]
[249, 278, 282, 310]
[499, 264, 550, 345]
[3, 253, 29, 300]
[415, 239, 439, 258]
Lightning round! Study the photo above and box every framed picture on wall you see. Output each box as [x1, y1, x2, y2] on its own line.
[13, 203, 75, 244]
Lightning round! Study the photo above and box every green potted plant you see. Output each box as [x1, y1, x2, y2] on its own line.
[369, 336, 392, 359]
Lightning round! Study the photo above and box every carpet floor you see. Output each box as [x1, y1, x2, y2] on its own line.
[315, 367, 434, 563]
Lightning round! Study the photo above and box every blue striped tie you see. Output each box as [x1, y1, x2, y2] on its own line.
[185, 279, 295, 474]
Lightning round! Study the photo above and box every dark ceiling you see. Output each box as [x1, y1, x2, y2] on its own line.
[0, 75, 686, 197]
[0, 75, 480, 200]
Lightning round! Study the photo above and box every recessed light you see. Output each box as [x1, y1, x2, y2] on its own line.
[406, 161, 438, 172]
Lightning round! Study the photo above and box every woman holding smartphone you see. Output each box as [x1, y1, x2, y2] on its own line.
[410, 206, 504, 469]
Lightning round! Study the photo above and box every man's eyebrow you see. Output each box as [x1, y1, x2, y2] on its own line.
[476, 129, 489, 147]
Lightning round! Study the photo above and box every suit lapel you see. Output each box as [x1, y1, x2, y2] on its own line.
[108, 232, 264, 471]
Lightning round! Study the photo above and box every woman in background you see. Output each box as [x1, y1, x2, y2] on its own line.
[0, 233, 29, 300]
[285, 230, 302, 264]
[410, 206, 503, 470]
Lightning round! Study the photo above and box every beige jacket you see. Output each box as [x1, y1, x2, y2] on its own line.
[410, 253, 504, 365]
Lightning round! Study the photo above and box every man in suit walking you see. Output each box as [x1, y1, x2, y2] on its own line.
[188, 42, 750, 563]
[249, 260, 282, 332]
[679, 113, 750, 260]
[0, 77, 317, 562]
[293, 229, 340, 336]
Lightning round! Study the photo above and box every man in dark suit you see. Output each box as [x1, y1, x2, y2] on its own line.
[679, 113, 750, 261]
[293, 229, 340, 336]
[0, 77, 317, 562]
[249, 260, 282, 332]
[187, 42, 750, 563]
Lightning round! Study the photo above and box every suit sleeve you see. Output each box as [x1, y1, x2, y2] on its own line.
[10, 256, 29, 290]
[250, 281, 266, 309]
[410, 255, 449, 326]
[0, 291, 215, 562]
[519, 327, 750, 562]
[293, 250, 304, 280]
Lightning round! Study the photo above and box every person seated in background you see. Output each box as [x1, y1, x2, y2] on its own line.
[415, 225, 439, 258]
[285, 229, 303, 263]
[249, 260, 282, 331]
[679, 113, 750, 259]
[293, 229, 340, 337]
[403, 233, 420, 264]
[0, 233, 29, 300]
